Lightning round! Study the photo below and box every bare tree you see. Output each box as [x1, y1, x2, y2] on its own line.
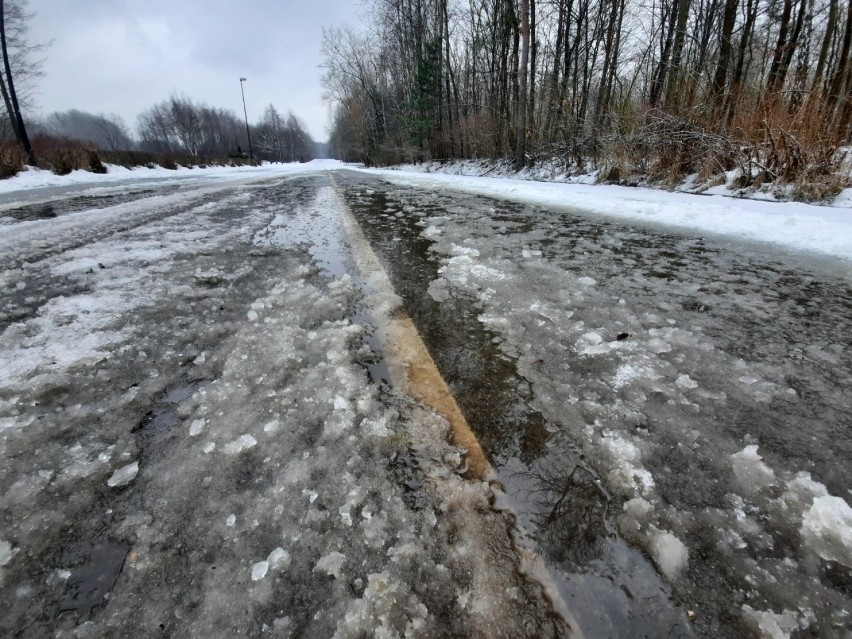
[0, 0, 34, 163]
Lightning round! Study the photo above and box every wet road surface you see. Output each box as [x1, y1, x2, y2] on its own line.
[1, 169, 850, 638]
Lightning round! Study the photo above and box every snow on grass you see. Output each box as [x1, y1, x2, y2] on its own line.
[358, 166, 852, 261]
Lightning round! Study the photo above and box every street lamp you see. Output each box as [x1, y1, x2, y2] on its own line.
[239, 77, 253, 159]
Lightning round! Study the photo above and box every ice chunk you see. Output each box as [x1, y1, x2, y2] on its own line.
[577, 276, 597, 286]
[580, 331, 603, 345]
[612, 364, 640, 389]
[781, 471, 828, 513]
[251, 560, 269, 581]
[800, 495, 852, 567]
[226, 514, 236, 527]
[0, 540, 13, 566]
[223, 434, 257, 454]
[202, 442, 215, 454]
[107, 461, 139, 487]
[262, 419, 280, 433]
[647, 338, 672, 353]
[333, 395, 348, 410]
[676, 374, 698, 389]
[730, 445, 776, 492]
[522, 249, 533, 259]
[742, 605, 804, 639]
[268, 547, 290, 569]
[315, 551, 345, 578]
[188, 418, 205, 436]
[247, 309, 258, 321]
[649, 528, 689, 581]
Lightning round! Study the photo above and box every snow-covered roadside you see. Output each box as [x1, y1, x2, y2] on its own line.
[0, 158, 348, 195]
[356, 164, 852, 262]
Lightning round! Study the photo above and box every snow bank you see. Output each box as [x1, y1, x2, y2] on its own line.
[358, 167, 852, 261]
[0, 159, 348, 194]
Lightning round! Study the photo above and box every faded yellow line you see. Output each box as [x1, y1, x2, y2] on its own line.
[331, 178, 492, 480]
[385, 314, 492, 480]
[331, 178, 583, 635]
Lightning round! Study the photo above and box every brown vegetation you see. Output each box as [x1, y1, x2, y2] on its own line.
[323, 0, 852, 201]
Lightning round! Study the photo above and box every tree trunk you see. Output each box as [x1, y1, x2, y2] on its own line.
[650, 0, 679, 108]
[527, 0, 537, 139]
[828, 0, 852, 121]
[810, 0, 838, 96]
[726, 0, 758, 124]
[664, 0, 691, 108]
[766, 0, 794, 95]
[0, 0, 34, 165]
[515, 0, 530, 168]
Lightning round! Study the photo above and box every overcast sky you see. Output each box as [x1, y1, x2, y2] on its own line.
[29, 1, 365, 142]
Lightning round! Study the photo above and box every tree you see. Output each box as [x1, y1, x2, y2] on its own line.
[43, 110, 134, 151]
[0, 0, 35, 164]
[138, 96, 245, 157]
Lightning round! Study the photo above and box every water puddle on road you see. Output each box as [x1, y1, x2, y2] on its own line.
[55, 539, 129, 620]
[339, 179, 695, 638]
[0, 186, 183, 223]
[132, 379, 210, 457]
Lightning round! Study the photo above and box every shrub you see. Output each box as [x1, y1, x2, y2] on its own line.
[87, 151, 107, 174]
[0, 143, 24, 179]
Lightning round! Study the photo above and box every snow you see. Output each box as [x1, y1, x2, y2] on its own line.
[315, 551, 346, 579]
[0, 539, 12, 566]
[742, 605, 809, 639]
[800, 495, 852, 567]
[106, 461, 139, 487]
[649, 528, 689, 581]
[222, 434, 257, 454]
[358, 167, 852, 260]
[730, 445, 777, 492]
[0, 159, 347, 195]
[188, 418, 205, 436]
[251, 560, 269, 581]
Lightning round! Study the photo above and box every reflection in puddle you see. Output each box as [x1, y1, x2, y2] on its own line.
[56, 540, 128, 620]
[341, 180, 695, 638]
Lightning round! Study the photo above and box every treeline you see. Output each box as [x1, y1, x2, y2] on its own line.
[0, 97, 317, 177]
[323, 0, 852, 196]
[27, 97, 315, 162]
[0, 1, 317, 177]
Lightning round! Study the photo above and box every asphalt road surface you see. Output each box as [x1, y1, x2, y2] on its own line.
[1, 168, 850, 638]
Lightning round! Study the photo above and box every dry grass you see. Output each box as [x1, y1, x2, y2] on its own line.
[0, 136, 262, 181]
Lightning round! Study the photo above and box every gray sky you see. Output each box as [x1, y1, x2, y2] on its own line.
[29, 0, 365, 142]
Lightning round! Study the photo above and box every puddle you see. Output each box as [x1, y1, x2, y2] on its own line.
[56, 540, 129, 620]
[340, 180, 695, 638]
[0, 187, 182, 222]
[133, 379, 209, 446]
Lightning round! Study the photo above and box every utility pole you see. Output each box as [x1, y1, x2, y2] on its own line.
[0, 0, 34, 165]
[239, 77, 253, 159]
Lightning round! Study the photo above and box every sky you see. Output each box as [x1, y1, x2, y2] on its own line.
[28, 0, 365, 142]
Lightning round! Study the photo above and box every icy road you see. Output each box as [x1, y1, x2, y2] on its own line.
[0, 164, 850, 639]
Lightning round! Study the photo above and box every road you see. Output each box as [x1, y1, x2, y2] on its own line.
[0, 167, 850, 638]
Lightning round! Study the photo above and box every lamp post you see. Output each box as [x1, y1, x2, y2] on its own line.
[239, 77, 253, 159]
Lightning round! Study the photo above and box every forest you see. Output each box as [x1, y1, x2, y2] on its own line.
[323, 0, 852, 197]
